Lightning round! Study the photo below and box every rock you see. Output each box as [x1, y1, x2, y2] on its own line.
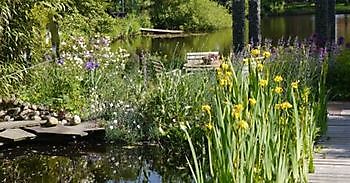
[52, 112, 58, 118]
[6, 107, 21, 117]
[40, 115, 49, 120]
[34, 111, 40, 117]
[4, 115, 12, 121]
[16, 109, 33, 120]
[58, 110, 66, 120]
[12, 99, 19, 106]
[64, 113, 72, 121]
[22, 103, 30, 110]
[61, 119, 68, 125]
[44, 117, 59, 127]
[0, 110, 6, 118]
[19, 109, 33, 117]
[40, 111, 50, 116]
[33, 116, 42, 121]
[70, 115, 81, 125]
[38, 106, 47, 111]
[31, 104, 37, 111]
[2, 98, 9, 104]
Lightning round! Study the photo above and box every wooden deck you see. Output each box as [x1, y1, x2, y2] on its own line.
[309, 115, 350, 182]
[183, 52, 220, 72]
[140, 28, 184, 34]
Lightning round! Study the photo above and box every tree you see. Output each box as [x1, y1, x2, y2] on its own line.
[315, 0, 328, 47]
[232, 0, 246, 52]
[249, 0, 261, 45]
[328, 0, 336, 44]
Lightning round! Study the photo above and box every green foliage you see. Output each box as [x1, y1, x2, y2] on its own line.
[328, 49, 350, 100]
[184, 45, 327, 182]
[150, 0, 231, 31]
[262, 0, 286, 14]
[0, 0, 33, 64]
[18, 36, 130, 115]
[142, 71, 214, 143]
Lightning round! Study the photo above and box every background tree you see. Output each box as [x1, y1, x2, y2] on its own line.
[249, 0, 261, 45]
[315, 0, 328, 47]
[232, 0, 246, 52]
[328, 0, 336, 44]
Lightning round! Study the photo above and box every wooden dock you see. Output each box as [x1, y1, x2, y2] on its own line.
[309, 103, 350, 182]
[140, 28, 184, 34]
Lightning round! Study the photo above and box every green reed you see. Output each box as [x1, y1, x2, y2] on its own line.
[184, 47, 327, 182]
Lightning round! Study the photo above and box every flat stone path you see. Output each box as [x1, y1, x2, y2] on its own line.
[0, 120, 104, 145]
[309, 102, 350, 182]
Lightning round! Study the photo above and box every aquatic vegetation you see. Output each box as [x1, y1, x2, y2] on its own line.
[184, 44, 328, 182]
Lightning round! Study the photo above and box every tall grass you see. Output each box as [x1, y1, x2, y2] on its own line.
[184, 45, 328, 182]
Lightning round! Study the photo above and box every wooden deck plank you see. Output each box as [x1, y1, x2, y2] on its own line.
[0, 129, 36, 142]
[140, 28, 183, 34]
[310, 107, 350, 182]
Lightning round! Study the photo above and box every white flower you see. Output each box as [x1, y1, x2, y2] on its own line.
[109, 125, 114, 130]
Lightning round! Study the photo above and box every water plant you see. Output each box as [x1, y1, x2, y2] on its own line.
[184, 44, 327, 182]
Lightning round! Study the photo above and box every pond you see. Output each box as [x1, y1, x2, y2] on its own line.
[113, 14, 350, 57]
[2, 14, 350, 183]
[0, 141, 190, 182]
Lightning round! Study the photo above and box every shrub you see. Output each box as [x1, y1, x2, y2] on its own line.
[150, 0, 231, 32]
[327, 49, 350, 100]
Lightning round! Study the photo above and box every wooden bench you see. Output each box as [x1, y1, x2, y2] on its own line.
[183, 52, 221, 72]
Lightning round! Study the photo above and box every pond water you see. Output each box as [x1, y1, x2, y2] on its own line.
[113, 14, 350, 57]
[0, 141, 190, 182]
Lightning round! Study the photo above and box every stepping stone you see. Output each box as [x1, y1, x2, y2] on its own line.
[0, 129, 36, 142]
[69, 121, 105, 132]
[0, 120, 45, 130]
[24, 125, 88, 137]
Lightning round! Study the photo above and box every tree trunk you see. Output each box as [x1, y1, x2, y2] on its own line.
[249, 0, 261, 45]
[328, 0, 336, 66]
[232, 0, 246, 52]
[315, 0, 328, 48]
[328, 0, 336, 44]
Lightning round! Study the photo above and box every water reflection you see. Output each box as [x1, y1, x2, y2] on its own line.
[113, 14, 350, 57]
[0, 143, 190, 183]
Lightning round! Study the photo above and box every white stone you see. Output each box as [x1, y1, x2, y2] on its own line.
[71, 115, 81, 125]
[46, 117, 59, 126]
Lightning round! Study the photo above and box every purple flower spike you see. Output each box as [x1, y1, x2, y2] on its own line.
[338, 36, 345, 46]
[85, 58, 99, 71]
